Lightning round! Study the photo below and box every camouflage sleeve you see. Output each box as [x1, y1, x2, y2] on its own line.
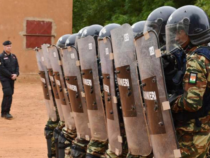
[172, 54, 208, 113]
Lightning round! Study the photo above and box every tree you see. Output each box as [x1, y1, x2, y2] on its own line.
[72, 0, 198, 33]
[196, 0, 210, 16]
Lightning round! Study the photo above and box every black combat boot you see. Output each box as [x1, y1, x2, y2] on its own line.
[5, 113, 13, 119]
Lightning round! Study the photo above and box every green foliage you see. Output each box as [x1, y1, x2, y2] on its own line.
[72, 0, 201, 33]
[196, 0, 210, 16]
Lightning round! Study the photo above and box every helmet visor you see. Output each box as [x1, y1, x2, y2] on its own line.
[144, 20, 162, 35]
[166, 22, 189, 53]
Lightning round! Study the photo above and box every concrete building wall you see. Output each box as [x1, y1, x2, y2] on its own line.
[0, 0, 73, 78]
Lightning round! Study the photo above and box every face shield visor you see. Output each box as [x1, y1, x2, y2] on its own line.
[99, 27, 106, 37]
[143, 18, 163, 35]
[166, 18, 190, 54]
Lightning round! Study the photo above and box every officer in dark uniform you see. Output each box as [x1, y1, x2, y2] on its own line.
[0, 40, 19, 119]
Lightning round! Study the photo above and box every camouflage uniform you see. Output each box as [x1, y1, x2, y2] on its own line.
[70, 138, 89, 158]
[172, 46, 210, 158]
[106, 150, 153, 158]
[125, 152, 153, 158]
[61, 127, 77, 158]
[53, 121, 65, 157]
[44, 119, 59, 157]
[105, 149, 127, 158]
[105, 118, 128, 158]
[105, 134, 128, 158]
[86, 139, 108, 158]
[105, 135, 153, 158]
[106, 149, 121, 158]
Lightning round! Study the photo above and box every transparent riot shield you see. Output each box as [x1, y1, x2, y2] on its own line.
[48, 45, 75, 130]
[41, 44, 65, 122]
[61, 46, 91, 141]
[77, 36, 107, 141]
[98, 37, 123, 155]
[134, 30, 181, 158]
[35, 48, 57, 121]
[110, 24, 152, 156]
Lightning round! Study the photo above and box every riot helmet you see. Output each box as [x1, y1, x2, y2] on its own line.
[98, 23, 120, 39]
[166, 5, 210, 53]
[81, 24, 103, 38]
[56, 34, 71, 48]
[132, 21, 145, 38]
[144, 6, 176, 44]
[65, 33, 78, 47]
[77, 26, 89, 39]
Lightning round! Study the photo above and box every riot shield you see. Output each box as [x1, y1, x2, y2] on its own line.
[134, 30, 180, 158]
[61, 46, 91, 141]
[41, 44, 65, 122]
[48, 45, 76, 130]
[77, 36, 107, 141]
[98, 37, 123, 155]
[35, 48, 57, 121]
[110, 24, 151, 156]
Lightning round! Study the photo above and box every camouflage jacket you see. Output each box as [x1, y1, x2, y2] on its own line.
[172, 46, 210, 113]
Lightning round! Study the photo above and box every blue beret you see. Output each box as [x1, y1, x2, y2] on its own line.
[3, 40, 12, 46]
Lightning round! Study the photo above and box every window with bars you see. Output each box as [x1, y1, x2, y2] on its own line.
[24, 20, 55, 48]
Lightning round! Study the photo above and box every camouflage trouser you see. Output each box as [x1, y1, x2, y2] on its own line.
[65, 146, 71, 158]
[54, 121, 65, 141]
[44, 119, 59, 157]
[54, 121, 65, 157]
[126, 152, 153, 158]
[70, 137, 90, 158]
[176, 115, 210, 158]
[126, 153, 141, 158]
[57, 121, 66, 130]
[61, 127, 77, 158]
[104, 117, 153, 158]
[105, 135, 128, 158]
[86, 139, 108, 158]
[105, 123, 152, 158]
[106, 149, 122, 158]
[105, 149, 129, 158]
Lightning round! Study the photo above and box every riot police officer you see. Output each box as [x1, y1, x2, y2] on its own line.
[144, 6, 185, 101]
[166, 5, 210, 157]
[0, 40, 19, 119]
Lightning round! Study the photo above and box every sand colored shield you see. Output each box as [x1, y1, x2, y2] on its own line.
[98, 37, 124, 155]
[35, 48, 58, 121]
[134, 30, 180, 158]
[41, 44, 65, 121]
[48, 45, 75, 129]
[110, 24, 152, 156]
[77, 36, 107, 141]
[61, 46, 91, 141]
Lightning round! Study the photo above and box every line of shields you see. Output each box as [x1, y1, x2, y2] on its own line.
[35, 23, 182, 158]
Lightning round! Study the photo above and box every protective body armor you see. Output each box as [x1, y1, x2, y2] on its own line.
[173, 46, 210, 123]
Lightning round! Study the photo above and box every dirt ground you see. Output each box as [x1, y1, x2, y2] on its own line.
[0, 80, 48, 158]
